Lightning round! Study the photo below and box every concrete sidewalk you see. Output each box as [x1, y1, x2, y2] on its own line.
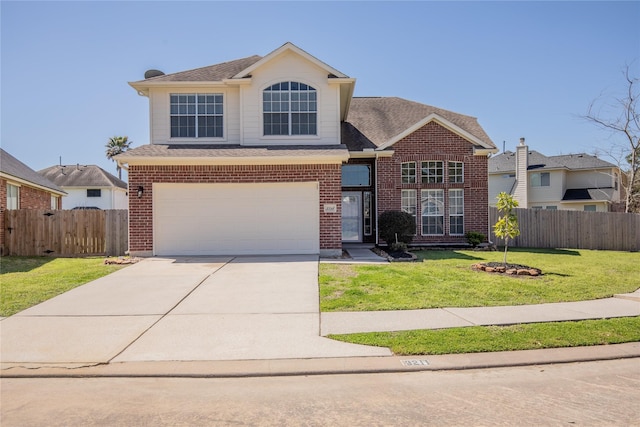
[321, 296, 640, 335]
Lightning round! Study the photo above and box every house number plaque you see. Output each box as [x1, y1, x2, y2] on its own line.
[324, 204, 337, 213]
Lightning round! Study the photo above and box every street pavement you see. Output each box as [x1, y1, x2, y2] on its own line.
[1, 253, 638, 378]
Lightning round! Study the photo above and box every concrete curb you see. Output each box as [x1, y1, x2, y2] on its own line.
[2, 342, 638, 379]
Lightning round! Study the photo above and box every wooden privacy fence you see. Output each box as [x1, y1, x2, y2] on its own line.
[489, 207, 640, 251]
[4, 209, 128, 257]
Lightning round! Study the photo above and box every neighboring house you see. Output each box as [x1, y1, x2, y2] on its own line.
[117, 42, 497, 257]
[489, 138, 622, 212]
[0, 149, 66, 254]
[39, 164, 128, 210]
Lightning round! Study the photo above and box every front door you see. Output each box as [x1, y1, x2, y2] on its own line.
[342, 192, 362, 242]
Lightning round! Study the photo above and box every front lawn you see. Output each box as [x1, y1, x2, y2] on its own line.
[320, 248, 640, 311]
[0, 257, 126, 317]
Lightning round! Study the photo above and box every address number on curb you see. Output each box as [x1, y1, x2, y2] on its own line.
[401, 359, 430, 366]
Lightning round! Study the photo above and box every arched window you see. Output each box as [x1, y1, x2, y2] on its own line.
[263, 81, 317, 136]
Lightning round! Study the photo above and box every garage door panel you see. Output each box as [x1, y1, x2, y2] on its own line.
[154, 183, 319, 256]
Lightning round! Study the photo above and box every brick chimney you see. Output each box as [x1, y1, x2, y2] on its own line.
[513, 137, 528, 207]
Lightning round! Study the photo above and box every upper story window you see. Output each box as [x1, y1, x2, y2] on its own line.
[170, 94, 223, 138]
[530, 172, 550, 187]
[263, 82, 317, 136]
[87, 189, 101, 198]
[401, 162, 416, 184]
[448, 161, 464, 183]
[342, 165, 371, 187]
[421, 161, 444, 184]
[6, 183, 19, 210]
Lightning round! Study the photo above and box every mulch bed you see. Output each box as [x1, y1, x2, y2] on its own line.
[472, 262, 542, 276]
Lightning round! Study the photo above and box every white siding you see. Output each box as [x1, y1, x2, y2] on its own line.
[148, 86, 240, 145]
[566, 168, 615, 189]
[488, 174, 515, 206]
[528, 170, 565, 206]
[239, 50, 340, 146]
[62, 187, 128, 210]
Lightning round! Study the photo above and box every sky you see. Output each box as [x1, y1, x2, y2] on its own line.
[2, 1, 639, 180]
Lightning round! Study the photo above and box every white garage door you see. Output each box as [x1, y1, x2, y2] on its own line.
[154, 182, 319, 256]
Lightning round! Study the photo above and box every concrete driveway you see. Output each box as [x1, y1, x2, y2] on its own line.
[0, 256, 390, 366]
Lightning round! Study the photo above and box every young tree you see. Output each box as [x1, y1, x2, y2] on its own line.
[105, 136, 132, 179]
[493, 192, 520, 265]
[584, 65, 639, 213]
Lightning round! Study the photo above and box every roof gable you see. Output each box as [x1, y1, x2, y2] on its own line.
[0, 149, 65, 194]
[343, 97, 496, 152]
[39, 165, 127, 189]
[232, 42, 349, 79]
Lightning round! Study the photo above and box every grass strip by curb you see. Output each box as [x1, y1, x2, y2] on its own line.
[328, 317, 640, 355]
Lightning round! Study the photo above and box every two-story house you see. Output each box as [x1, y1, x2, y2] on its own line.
[489, 138, 622, 211]
[39, 164, 128, 210]
[117, 43, 497, 257]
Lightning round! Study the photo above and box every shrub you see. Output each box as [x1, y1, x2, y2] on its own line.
[465, 231, 486, 248]
[390, 242, 408, 253]
[378, 211, 415, 246]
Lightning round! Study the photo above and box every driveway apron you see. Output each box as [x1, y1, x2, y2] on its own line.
[0, 256, 390, 366]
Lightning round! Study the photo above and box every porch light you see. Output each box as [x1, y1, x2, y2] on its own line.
[137, 186, 144, 198]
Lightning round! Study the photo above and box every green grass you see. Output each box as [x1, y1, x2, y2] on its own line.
[320, 248, 640, 312]
[0, 257, 126, 317]
[329, 317, 640, 355]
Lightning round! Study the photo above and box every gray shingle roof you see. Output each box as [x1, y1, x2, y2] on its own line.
[116, 144, 349, 160]
[0, 149, 65, 194]
[39, 165, 127, 189]
[489, 150, 617, 174]
[342, 97, 495, 150]
[131, 55, 263, 83]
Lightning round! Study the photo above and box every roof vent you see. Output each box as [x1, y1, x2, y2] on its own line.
[144, 69, 165, 79]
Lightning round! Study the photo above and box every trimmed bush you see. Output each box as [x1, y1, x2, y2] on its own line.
[378, 211, 415, 246]
[465, 231, 486, 248]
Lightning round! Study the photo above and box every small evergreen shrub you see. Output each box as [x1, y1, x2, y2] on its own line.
[390, 242, 408, 252]
[378, 211, 415, 246]
[465, 231, 486, 248]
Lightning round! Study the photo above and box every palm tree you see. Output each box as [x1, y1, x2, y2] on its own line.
[105, 136, 132, 179]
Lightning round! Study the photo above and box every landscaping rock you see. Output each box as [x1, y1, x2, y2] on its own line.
[472, 262, 542, 277]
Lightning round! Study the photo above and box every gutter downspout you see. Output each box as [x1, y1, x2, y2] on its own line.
[374, 153, 380, 246]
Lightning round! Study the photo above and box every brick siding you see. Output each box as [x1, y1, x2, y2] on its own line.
[127, 163, 342, 254]
[377, 121, 491, 245]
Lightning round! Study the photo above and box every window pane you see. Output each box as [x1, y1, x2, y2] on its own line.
[401, 162, 416, 184]
[342, 165, 371, 186]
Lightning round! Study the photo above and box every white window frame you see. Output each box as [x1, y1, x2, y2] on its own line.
[87, 189, 101, 198]
[170, 93, 224, 139]
[401, 189, 417, 235]
[449, 189, 464, 236]
[6, 183, 19, 210]
[421, 161, 444, 184]
[448, 161, 464, 183]
[584, 205, 597, 212]
[51, 195, 59, 210]
[421, 189, 444, 235]
[530, 172, 550, 187]
[401, 162, 416, 184]
[263, 81, 317, 136]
